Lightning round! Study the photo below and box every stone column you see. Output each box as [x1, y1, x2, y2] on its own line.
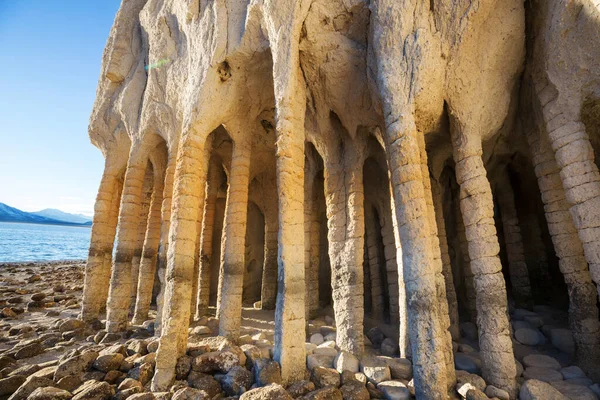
[384, 118, 448, 398]
[130, 166, 154, 312]
[190, 200, 204, 321]
[417, 134, 456, 388]
[324, 147, 365, 356]
[454, 182, 477, 322]
[308, 189, 321, 317]
[273, 110, 306, 383]
[526, 123, 600, 380]
[195, 161, 220, 318]
[380, 210, 399, 324]
[541, 96, 600, 297]
[106, 149, 149, 332]
[132, 168, 165, 325]
[431, 180, 460, 340]
[217, 138, 252, 340]
[261, 212, 278, 310]
[154, 152, 176, 335]
[304, 166, 315, 319]
[262, 0, 308, 381]
[82, 162, 123, 323]
[152, 133, 208, 391]
[495, 173, 533, 307]
[450, 127, 516, 397]
[364, 204, 385, 321]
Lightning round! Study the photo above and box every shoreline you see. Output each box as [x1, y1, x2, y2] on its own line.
[0, 260, 85, 267]
[0, 220, 92, 228]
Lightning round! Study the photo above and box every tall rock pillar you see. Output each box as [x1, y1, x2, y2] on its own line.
[526, 119, 600, 380]
[152, 133, 207, 390]
[132, 167, 165, 324]
[450, 127, 516, 397]
[495, 172, 533, 307]
[217, 137, 252, 339]
[195, 161, 220, 318]
[82, 161, 123, 323]
[154, 152, 176, 335]
[106, 149, 149, 332]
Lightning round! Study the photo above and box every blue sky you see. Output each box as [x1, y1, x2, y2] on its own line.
[0, 1, 121, 216]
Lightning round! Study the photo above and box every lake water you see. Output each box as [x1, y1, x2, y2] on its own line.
[0, 222, 91, 262]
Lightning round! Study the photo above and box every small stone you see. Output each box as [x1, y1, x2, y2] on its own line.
[523, 367, 564, 383]
[550, 381, 598, 400]
[127, 394, 156, 400]
[339, 380, 369, 400]
[253, 358, 282, 386]
[187, 371, 222, 397]
[313, 347, 337, 357]
[454, 353, 480, 374]
[559, 365, 585, 380]
[103, 369, 124, 384]
[360, 357, 391, 384]
[550, 329, 575, 355]
[380, 338, 399, 357]
[523, 354, 561, 370]
[513, 309, 538, 320]
[456, 370, 486, 392]
[222, 365, 254, 396]
[190, 326, 211, 336]
[7, 375, 54, 400]
[565, 377, 593, 386]
[72, 380, 114, 400]
[128, 362, 154, 385]
[1, 307, 18, 318]
[377, 380, 410, 400]
[56, 375, 82, 392]
[240, 383, 293, 399]
[54, 351, 99, 381]
[0, 375, 26, 396]
[515, 328, 543, 346]
[59, 319, 85, 333]
[366, 381, 385, 399]
[334, 351, 359, 373]
[93, 353, 124, 372]
[171, 387, 210, 400]
[192, 351, 239, 373]
[485, 385, 510, 400]
[307, 354, 335, 370]
[241, 344, 263, 369]
[287, 380, 315, 397]
[302, 386, 343, 400]
[311, 366, 341, 388]
[28, 387, 73, 400]
[366, 327, 385, 348]
[589, 384, 600, 399]
[382, 357, 412, 380]
[14, 342, 44, 359]
[175, 355, 192, 379]
[310, 333, 324, 346]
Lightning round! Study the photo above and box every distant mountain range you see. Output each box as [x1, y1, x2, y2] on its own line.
[0, 203, 92, 227]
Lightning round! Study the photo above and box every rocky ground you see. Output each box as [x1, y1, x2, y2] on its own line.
[0, 262, 598, 400]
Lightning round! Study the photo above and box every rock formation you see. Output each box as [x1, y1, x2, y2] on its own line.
[80, 0, 600, 398]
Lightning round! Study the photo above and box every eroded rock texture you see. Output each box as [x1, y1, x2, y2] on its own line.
[82, 0, 600, 398]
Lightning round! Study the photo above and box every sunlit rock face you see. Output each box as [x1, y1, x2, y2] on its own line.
[81, 0, 600, 398]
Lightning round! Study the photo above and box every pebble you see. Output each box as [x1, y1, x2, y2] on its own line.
[523, 367, 564, 383]
[515, 328, 543, 346]
[523, 354, 561, 370]
[454, 353, 480, 374]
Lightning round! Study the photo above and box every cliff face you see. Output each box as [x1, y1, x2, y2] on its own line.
[82, 1, 600, 398]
